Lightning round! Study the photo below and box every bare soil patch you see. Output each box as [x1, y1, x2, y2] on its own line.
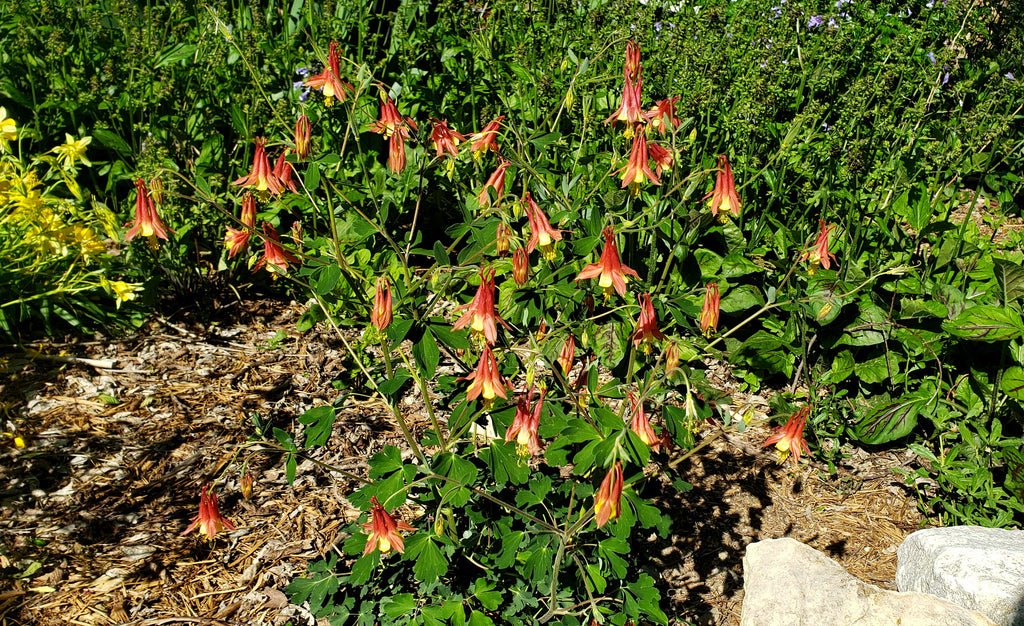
[0, 300, 928, 625]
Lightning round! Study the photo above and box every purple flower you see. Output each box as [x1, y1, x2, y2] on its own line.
[942, 73, 950, 85]
[821, 122, 830, 131]
[828, 17, 838, 28]
[926, 52, 936, 65]
[835, 0, 853, 7]
[1005, 72, 1016, 81]
[654, 21, 662, 32]
[808, 15, 825, 27]
[295, 67, 310, 77]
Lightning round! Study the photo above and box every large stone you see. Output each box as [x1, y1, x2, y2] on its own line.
[740, 538, 997, 626]
[897, 526, 1024, 626]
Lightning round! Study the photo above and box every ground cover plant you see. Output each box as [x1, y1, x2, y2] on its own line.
[1, 0, 1023, 623]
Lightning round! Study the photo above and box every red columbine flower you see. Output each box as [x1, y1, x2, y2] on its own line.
[632, 293, 665, 352]
[304, 42, 352, 105]
[370, 91, 417, 174]
[575, 225, 640, 299]
[699, 283, 720, 336]
[430, 119, 465, 159]
[505, 386, 544, 456]
[460, 344, 510, 406]
[647, 142, 673, 177]
[523, 192, 563, 260]
[705, 155, 742, 218]
[294, 115, 311, 160]
[645, 96, 682, 135]
[513, 248, 529, 286]
[225, 194, 256, 258]
[233, 138, 283, 195]
[372, 276, 393, 331]
[453, 267, 511, 345]
[477, 157, 511, 210]
[619, 127, 661, 192]
[470, 115, 504, 159]
[362, 496, 415, 556]
[273, 151, 300, 194]
[182, 484, 237, 540]
[594, 461, 624, 528]
[762, 406, 812, 465]
[663, 340, 680, 376]
[557, 334, 575, 375]
[606, 40, 645, 135]
[254, 223, 300, 275]
[629, 393, 660, 452]
[125, 178, 170, 244]
[801, 220, 838, 271]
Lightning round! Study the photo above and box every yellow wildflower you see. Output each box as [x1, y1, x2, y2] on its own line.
[52, 135, 92, 169]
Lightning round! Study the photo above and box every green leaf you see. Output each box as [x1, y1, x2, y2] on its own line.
[482, 440, 530, 485]
[379, 368, 411, 396]
[495, 530, 524, 569]
[1001, 366, 1024, 401]
[468, 610, 494, 626]
[432, 323, 471, 351]
[857, 354, 892, 385]
[388, 319, 414, 343]
[471, 577, 503, 611]
[285, 560, 339, 614]
[837, 302, 888, 346]
[407, 535, 449, 582]
[942, 305, 1024, 342]
[826, 350, 855, 384]
[719, 284, 764, 313]
[298, 406, 336, 448]
[852, 395, 926, 445]
[626, 574, 668, 624]
[590, 320, 628, 368]
[899, 298, 949, 319]
[412, 330, 440, 378]
[382, 593, 417, 619]
[433, 240, 451, 265]
[315, 264, 341, 296]
[92, 129, 132, 158]
[369, 445, 404, 477]
[305, 162, 320, 191]
[993, 257, 1024, 304]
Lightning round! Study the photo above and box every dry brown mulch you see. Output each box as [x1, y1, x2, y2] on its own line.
[0, 299, 928, 626]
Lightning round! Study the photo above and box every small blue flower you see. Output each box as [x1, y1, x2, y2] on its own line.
[926, 52, 936, 65]
[821, 122, 830, 131]
[654, 22, 662, 32]
[808, 15, 825, 27]
[292, 80, 305, 90]
[828, 17, 838, 28]
[1004, 72, 1016, 81]
[299, 87, 311, 102]
[942, 73, 950, 85]
[295, 67, 310, 77]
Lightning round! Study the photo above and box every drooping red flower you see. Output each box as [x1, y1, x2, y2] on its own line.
[304, 42, 353, 104]
[762, 406, 813, 465]
[645, 96, 682, 135]
[524, 191, 563, 260]
[294, 114, 311, 161]
[470, 115, 505, 159]
[125, 178, 170, 243]
[430, 119, 465, 159]
[232, 138, 283, 195]
[594, 461, 624, 528]
[704, 155, 742, 218]
[372, 276, 393, 332]
[452, 267, 511, 345]
[575, 225, 640, 299]
[619, 127, 661, 191]
[800, 220, 838, 271]
[182, 484, 237, 540]
[460, 344, 510, 406]
[505, 386, 544, 456]
[557, 334, 575, 375]
[224, 194, 256, 258]
[273, 151, 300, 194]
[362, 496, 416, 556]
[699, 283, 720, 336]
[629, 393, 660, 452]
[606, 40, 645, 134]
[254, 223, 300, 275]
[632, 293, 666, 351]
[512, 248, 529, 286]
[370, 92, 418, 174]
[477, 158, 511, 210]
[647, 142, 673, 177]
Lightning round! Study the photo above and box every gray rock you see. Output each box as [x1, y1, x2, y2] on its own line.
[740, 538, 997, 626]
[897, 526, 1024, 626]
